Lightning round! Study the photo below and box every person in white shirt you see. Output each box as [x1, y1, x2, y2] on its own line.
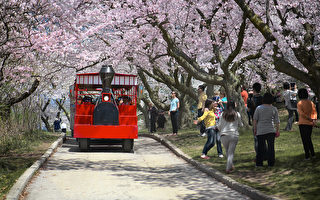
[217, 101, 243, 173]
[61, 122, 67, 133]
[283, 82, 297, 131]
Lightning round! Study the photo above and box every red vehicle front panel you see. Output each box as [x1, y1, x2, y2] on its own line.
[74, 124, 138, 139]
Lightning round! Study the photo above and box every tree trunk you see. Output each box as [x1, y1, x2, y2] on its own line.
[178, 97, 193, 128]
[137, 97, 150, 129]
[223, 77, 249, 128]
[55, 99, 70, 122]
[206, 84, 214, 99]
[41, 115, 53, 132]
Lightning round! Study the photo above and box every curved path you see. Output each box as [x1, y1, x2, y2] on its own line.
[22, 137, 250, 200]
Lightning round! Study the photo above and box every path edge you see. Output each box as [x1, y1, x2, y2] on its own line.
[5, 133, 66, 200]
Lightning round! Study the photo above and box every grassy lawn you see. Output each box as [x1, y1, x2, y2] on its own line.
[140, 109, 320, 200]
[0, 131, 60, 200]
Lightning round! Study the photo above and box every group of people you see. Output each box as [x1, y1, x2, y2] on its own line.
[194, 85, 242, 173]
[194, 81, 318, 173]
[148, 102, 167, 133]
[147, 80, 317, 172]
[53, 118, 67, 133]
[282, 82, 317, 160]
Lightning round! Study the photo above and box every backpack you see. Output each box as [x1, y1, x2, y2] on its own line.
[248, 95, 263, 116]
[289, 91, 297, 108]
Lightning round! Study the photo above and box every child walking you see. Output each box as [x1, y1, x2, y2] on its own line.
[194, 99, 217, 159]
[217, 101, 243, 173]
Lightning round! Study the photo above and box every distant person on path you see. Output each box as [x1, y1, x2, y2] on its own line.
[168, 91, 179, 136]
[283, 82, 298, 131]
[157, 109, 166, 130]
[53, 118, 61, 132]
[194, 99, 217, 159]
[297, 88, 317, 160]
[61, 122, 67, 133]
[148, 102, 158, 133]
[197, 85, 207, 137]
[253, 93, 280, 167]
[217, 101, 243, 173]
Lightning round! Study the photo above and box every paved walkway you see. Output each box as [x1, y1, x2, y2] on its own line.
[22, 137, 250, 200]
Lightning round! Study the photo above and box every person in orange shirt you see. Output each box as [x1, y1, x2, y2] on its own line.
[297, 88, 317, 160]
[241, 86, 248, 107]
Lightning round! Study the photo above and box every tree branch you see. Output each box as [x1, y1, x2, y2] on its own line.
[222, 15, 247, 70]
[233, 0, 276, 42]
[55, 99, 70, 122]
[156, 22, 224, 85]
[8, 79, 40, 106]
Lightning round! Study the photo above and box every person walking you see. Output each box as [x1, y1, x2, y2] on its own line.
[297, 88, 317, 160]
[197, 85, 207, 137]
[253, 93, 280, 167]
[53, 118, 61, 132]
[283, 82, 297, 131]
[194, 99, 217, 159]
[248, 82, 263, 159]
[217, 101, 243, 173]
[241, 86, 249, 108]
[213, 102, 224, 158]
[168, 91, 180, 135]
[247, 91, 254, 125]
[61, 122, 67, 133]
[148, 102, 158, 133]
[291, 83, 299, 124]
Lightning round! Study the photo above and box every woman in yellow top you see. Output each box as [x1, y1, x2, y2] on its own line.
[297, 88, 317, 160]
[194, 99, 217, 159]
[197, 85, 207, 136]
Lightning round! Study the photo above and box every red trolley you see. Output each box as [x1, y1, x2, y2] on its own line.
[69, 65, 138, 151]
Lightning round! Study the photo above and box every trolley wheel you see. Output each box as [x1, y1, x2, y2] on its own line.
[79, 138, 90, 151]
[122, 139, 134, 152]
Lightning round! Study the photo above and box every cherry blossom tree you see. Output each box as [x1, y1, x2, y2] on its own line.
[79, 0, 266, 124]
[3, 0, 318, 128]
[0, 0, 50, 117]
[233, 0, 320, 98]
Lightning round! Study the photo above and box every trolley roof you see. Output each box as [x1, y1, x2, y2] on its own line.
[76, 73, 138, 86]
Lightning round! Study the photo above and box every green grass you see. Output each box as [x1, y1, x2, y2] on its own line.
[0, 131, 60, 200]
[140, 109, 320, 200]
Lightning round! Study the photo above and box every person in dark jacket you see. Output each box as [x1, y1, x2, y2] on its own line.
[53, 118, 61, 132]
[157, 109, 166, 130]
[250, 83, 263, 159]
[148, 102, 158, 133]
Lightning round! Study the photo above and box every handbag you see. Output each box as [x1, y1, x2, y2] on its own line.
[275, 131, 280, 138]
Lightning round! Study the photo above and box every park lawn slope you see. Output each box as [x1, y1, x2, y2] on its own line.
[0, 131, 60, 200]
